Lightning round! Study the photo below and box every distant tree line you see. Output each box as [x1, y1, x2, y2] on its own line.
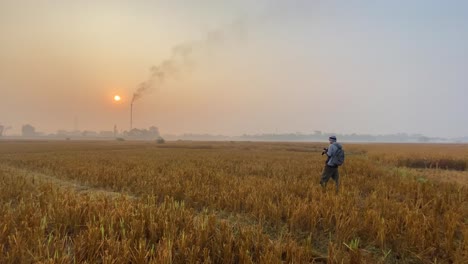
[0, 124, 161, 140]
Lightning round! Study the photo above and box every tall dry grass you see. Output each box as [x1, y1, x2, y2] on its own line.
[0, 141, 466, 263]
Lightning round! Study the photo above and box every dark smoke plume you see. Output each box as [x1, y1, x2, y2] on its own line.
[131, 19, 246, 104]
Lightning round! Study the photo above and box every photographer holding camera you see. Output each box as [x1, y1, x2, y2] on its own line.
[320, 136, 344, 192]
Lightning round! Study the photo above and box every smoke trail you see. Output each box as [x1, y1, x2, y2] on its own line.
[131, 19, 247, 104]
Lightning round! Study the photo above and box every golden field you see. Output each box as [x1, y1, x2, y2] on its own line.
[0, 140, 466, 263]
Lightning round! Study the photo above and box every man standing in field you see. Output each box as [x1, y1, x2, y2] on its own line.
[320, 136, 344, 192]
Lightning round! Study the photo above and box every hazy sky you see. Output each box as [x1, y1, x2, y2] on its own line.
[1, 0, 467, 137]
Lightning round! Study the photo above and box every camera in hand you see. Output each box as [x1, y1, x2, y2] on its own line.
[321, 148, 328, 156]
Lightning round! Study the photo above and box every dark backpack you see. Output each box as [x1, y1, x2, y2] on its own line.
[333, 144, 345, 166]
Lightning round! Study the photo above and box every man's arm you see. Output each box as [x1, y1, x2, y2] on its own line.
[327, 144, 337, 157]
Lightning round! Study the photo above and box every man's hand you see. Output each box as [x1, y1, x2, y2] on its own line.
[321, 148, 328, 155]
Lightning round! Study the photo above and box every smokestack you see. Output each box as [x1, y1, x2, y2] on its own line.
[74, 116, 79, 131]
[130, 102, 133, 130]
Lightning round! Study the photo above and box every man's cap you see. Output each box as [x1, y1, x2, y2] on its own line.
[329, 136, 337, 141]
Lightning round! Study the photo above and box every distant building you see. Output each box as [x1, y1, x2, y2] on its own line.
[123, 126, 160, 139]
[22, 124, 36, 137]
[99, 131, 114, 137]
[82, 130, 99, 137]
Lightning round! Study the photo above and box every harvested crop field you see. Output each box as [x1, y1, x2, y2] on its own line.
[0, 140, 467, 263]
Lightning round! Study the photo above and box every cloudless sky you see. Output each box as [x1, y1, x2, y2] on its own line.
[1, 0, 467, 137]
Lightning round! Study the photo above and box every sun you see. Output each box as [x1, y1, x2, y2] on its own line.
[114, 95, 121, 102]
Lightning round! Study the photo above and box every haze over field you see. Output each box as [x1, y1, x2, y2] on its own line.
[1, 0, 467, 138]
